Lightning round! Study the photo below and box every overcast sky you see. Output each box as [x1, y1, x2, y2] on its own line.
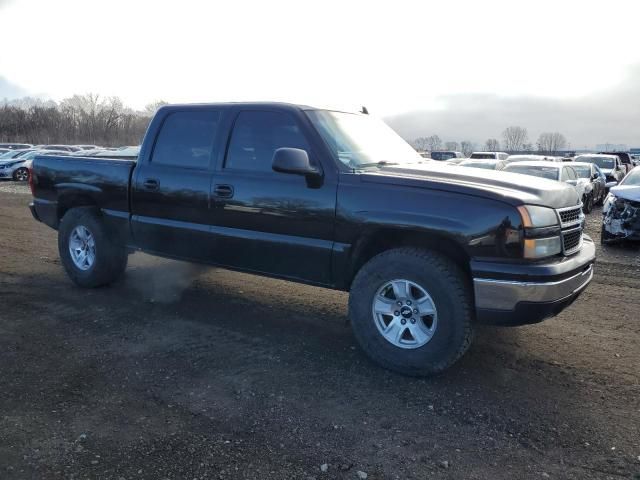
[1, 0, 639, 147]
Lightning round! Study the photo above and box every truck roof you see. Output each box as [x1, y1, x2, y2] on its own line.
[158, 102, 364, 114]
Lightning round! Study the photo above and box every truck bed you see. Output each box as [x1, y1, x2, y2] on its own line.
[30, 155, 136, 230]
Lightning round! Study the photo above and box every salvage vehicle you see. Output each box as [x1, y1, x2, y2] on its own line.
[502, 161, 591, 210]
[598, 151, 634, 175]
[571, 162, 607, 211]
[1, 150, 68, 181]
[601, 166, 640, 244]
[29, 103, 595, 376]
[0, 143, 32, 150]
[574, 154, 625, 186]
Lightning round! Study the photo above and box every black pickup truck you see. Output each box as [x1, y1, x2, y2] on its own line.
[30, 103, 595, 375]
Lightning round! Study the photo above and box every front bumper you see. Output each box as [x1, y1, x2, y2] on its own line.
[473, 236, 596, 325]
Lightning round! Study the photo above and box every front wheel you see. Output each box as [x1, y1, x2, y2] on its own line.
[349, 248, 474, 376]
[58, 207, 128, 287]
[583, 193, 594, 214]
[13, 167, 29, 182]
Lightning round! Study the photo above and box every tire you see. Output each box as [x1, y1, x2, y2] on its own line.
[582, 193, 594, 214]
[13, 167, 29, 182]
[348, 248, 474, 376]
[600, 224, 617, 245]
[58, 207, 128, 288]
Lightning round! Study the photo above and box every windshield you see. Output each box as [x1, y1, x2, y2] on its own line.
[577, 156, 614, 168]
[572, 165, 591, 178]
[461, 161, 497, 170]
[620, 169, 640, 186]
[505, 165, 559, 180]
[0, 150, 24, 159]
[431, 151, 457, 161]
[470, 153, 496, 159]
[305, 110, 423, 168]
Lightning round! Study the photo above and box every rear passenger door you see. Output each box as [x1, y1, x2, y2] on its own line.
[210, 109, 337, 285]
[131, 109, 221, 261]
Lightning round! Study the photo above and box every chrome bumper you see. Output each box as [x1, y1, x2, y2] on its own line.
[474, 264, 593, 311]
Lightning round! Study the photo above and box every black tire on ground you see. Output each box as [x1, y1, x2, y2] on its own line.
[13, 167, 29, 182]
[58, 207, 128, 288]
[348, 247, 474, 376]
[583, 193, 594, 214]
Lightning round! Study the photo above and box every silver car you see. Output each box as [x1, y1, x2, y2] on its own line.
[0, 150, 66, 181]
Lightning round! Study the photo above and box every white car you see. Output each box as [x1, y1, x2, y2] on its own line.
[574, 154, 625, 186]
[505, 154, 563, 165]
[502, 161, 590, 211]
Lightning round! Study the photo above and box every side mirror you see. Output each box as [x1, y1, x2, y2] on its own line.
[272, 148, 319, 177]
[592, 173, 599, 180]
[605, 181, 618, 188]
[565, 179, 577, 186]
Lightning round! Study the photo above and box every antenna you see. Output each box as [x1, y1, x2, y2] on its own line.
[360, 106, 369, 115]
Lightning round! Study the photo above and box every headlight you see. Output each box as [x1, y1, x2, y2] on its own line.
[523, 236, 562, 258]
[517, 205, 559, 227]
[518, 205, 562, 258]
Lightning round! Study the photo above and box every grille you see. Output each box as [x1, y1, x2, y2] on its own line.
[557, 206, 582, 227]
[562, 228, 582, 255]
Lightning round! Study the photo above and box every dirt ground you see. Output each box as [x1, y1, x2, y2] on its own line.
[0, 183, 638, 480]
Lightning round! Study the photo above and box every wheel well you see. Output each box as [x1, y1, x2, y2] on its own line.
[57, 194, 98, 222]
[348, 229, 471, 288]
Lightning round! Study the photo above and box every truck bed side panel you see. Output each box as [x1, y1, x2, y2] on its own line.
[31, 156, 135, 238]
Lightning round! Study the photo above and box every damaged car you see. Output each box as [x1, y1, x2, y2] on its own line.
[601, 166, 640, 244]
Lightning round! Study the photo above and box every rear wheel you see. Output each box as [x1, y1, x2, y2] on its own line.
[349, 248, 474, 376]
[13, 167, 29, 182]
[58, 207, 128, 287]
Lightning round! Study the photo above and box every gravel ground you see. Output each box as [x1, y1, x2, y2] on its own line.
[0, 183, 639, 480]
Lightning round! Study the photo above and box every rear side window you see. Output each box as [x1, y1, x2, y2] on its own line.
[152, 110, 220, 169]
[225, 111, 309, 172]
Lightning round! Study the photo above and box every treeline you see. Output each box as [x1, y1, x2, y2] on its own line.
[412, 126, 569, 155]
[0, 95, 167, 147]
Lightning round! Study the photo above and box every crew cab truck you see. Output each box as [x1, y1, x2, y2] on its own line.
[29, 103, 596, 376]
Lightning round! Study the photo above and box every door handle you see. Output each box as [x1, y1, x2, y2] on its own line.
[143, 178, 160, 190]
[213, 184, 234, 198]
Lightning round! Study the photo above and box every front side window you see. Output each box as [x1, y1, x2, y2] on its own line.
[225, 111, 309, 172]
[152, 110, 220, 169]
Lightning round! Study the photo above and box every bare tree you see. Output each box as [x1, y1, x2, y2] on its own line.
[460, 140, 474, 157]
[0, 93, 153, 146]
[444, 141, 459, 151]
[425, 135, 442, 152]
[485, 138, 500, 151]
[411, 137, 429, 152]
[537, 132, 567, 154]
[502, 126, 528, 152]
[144, 100, 169, 116]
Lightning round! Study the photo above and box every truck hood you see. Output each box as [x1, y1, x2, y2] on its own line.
[360, 163, 580, 209]
[610, 185, 640, 203]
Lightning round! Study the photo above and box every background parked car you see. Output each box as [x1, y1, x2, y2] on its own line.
[574, 154, 624, 187]
[571, 162, 607, 210]
[38, 145, 81, 152]
[502, 161, 588, 209]
[504, 154, 563, 165]
[430, 151, 465, 161]
[470, 151, 509, 160]
[601, 166, 640, 244]
[458, 159, 506, 170]
[598, 151, 633, 174]
[0, 149, 72, 181]
[0, 143, 33, 150]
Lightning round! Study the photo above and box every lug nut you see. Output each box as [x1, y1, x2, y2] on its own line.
[396, 301, 402, 306]
[394, 311, 400, 316]
[406, 300, 412, 305]
[413, 309, 418, 314]
[410, 318, 416, 324]
[400, 319, 406, 325]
